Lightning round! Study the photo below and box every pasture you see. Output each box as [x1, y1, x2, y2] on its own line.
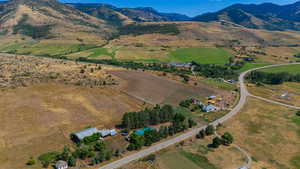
[260, 64, 300, 74]
[220, 98, 300, 169]
[169, 47, 233, 65]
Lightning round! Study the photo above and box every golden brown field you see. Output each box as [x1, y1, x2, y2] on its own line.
[120, 135, 246, 169]
[220, 98, 300, 169]
[248, 82, 300, 107]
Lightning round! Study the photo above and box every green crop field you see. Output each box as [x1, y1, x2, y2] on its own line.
[260, 65, 300, 74]
[88, 48, 115, 58]
[169, 47, 233, 65]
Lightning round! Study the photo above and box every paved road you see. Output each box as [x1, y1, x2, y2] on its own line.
[99, 62, 300, 169]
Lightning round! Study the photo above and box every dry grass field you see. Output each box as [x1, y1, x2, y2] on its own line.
[0, 54, 146, 169]
[109, 70, 218, 105]
[220, 98, 300, 169]
[120, 136, 246, 169]
[0, 83, 144, 169]
[248, 82, 300, 107]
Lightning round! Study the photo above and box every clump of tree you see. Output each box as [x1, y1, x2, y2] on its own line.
[247, 71, 300, 85]
[179, 99, 193, 108]
[211, 132, 234, 148]
[192, 62, 238, 79]
[196, 125, 215, 139]
[296, 111, 300, 116]
[294, 53, 300, 58]
[122, 105, 175, 129]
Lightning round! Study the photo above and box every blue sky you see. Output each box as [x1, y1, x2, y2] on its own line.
[3, 0, 300, 16]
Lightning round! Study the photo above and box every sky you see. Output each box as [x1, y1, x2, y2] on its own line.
[2, 0, 300, 16]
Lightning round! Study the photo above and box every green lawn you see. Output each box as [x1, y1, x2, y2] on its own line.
[260, 65, 300, 74]
[169, 47, 233, 65]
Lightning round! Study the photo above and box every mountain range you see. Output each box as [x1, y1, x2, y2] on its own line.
[0, 0, 300, 41]
[193, 2, 300, 31]
[67, 3, 191, 25]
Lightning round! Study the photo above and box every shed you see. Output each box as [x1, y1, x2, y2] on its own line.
[208, 95, 217, 100]
[73, 128, 99, 140]
[55, 160, 68, 169]
[99, 129, 118, 137]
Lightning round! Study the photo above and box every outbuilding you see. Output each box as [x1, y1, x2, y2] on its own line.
[55, 160, 68, 169]
[72, 128, 99, 141]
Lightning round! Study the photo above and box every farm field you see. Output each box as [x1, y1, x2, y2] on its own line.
[169, 47, 233, 65]
[0, 83, 143, 169]
[0, 41, 97, 57]
[120, 135, 246, 169]
[219, 98, 300, 169]
[109, 70, 220, 105]
[260, 64, 300, 74]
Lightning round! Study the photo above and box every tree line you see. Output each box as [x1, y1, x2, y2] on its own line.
[77, 58, 238, 79]
[127, 113, 197, 151]
[196, 125, 234, 148]
[247, 71, 300, 85]
[122, 105, 175, 129]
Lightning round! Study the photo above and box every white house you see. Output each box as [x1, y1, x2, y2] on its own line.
[55, 160, 68, 169]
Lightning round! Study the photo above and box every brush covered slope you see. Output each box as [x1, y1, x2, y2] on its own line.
[193, 1, 300, 31]
[0, 0, 114, 40]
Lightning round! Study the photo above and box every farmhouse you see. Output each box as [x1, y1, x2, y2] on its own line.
[203, 105, 219, 112]
[55, 160, 68, 169]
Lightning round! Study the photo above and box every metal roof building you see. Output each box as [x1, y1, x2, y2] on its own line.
[73, 128, 99, 140]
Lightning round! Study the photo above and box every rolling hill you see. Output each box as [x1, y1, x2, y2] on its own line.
[193, 1, 300, 31]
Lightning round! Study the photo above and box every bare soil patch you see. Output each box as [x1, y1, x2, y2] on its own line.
[109, 70, 216, 105]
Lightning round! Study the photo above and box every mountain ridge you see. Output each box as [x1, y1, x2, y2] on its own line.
[192, 1, 300, 31]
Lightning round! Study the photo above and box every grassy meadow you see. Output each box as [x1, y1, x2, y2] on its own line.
[169, 47, 233, 65]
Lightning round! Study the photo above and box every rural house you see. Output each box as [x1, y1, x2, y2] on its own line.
[55, 160, 68, 169]
[203, 105, 219, 112]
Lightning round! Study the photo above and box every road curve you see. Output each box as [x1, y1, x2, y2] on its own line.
[99, 62, 300, 169]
